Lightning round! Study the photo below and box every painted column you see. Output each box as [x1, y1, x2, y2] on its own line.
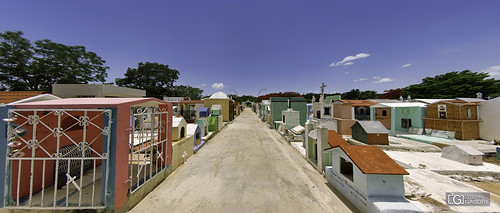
[102, 108, 116, 210]
[391, 107, 396, 136]
[0, 105, 14, 207]
[370, 107, 375, 121]
[113, 105, 131, 211]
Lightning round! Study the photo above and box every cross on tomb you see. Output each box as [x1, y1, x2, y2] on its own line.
[320, 83, 327, 95]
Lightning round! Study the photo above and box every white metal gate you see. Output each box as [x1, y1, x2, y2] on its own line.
[4, 109, 111, 209]
[128, 106, 168, 194]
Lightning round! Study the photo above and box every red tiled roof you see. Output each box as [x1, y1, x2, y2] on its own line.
[337, 100, 376, 107]
[178, 100, 204, 104]
[0, 91, 48, 104]
[327, 130, 350, 148]
[325, 130, 408, 175]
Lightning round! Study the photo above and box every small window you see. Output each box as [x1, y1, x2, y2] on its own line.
[283, 115, 286, 123]
[467, 108, 472, 118]
[401, 118, 412, 128]
[180, 127, 185, 138]
[359, 108, 365, 115]
[382, 110, 387, 116]
[324, 107, 331, 116]
[340, 157, 354, 182]
[439, 111, 447, 119]
[316, 111, 321, 119]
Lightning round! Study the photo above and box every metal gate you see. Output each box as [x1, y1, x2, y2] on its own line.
[128, 106, 168, 194]
[4, 109, 111, 209]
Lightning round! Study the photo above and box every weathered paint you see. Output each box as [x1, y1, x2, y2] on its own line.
[0, 105, 14, 208]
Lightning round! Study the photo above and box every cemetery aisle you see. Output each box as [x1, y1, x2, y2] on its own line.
[129, 108, 354, 213]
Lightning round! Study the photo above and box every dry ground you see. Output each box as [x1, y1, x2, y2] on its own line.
[129, 109, 355, 213]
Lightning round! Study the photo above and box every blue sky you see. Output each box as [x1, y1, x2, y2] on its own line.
[2, 0, 500, 96]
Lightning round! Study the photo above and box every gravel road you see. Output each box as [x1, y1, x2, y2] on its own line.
[129, 108, 355, 213]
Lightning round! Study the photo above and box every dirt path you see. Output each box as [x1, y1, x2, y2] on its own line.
[129, 108, 354, 213]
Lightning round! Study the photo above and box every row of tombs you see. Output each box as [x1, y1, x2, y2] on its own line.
[252, 88, 498, 212]
[0, 94, 239, 212]
[252, 97, 418, 212]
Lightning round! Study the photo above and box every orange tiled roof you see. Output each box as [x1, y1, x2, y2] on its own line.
[337, 99, 376, 107]
[325, 130, 408, 175]
[0, 91, 48, 104]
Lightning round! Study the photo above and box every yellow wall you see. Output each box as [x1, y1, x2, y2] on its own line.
[172, 119, 187, 141]
[204, 99, 230, 122]
[171, 135, 194, 171]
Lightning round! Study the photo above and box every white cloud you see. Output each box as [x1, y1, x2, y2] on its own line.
[401, 63, 412, 68]
[211, 83, 224, 89]
[330, 53, 371, 67]
[353, 78, 368, 82]
[201, 83, 207, 87]
[372, 76, 380, 79]
[374, 78, 394, 83]
[345, 71, 350, 74]
[482, 65, 500, 79]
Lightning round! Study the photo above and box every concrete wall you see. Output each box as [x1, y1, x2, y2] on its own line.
[171, 135, 194, 171]
[282, 110, 300, 130]
[333, 103, 352, 119]
[442, 145, 483, 165]
[329, 148, 368, 195]
[336, 119, 356, 135]
[271, 101, 306, 128]
[366, 174, 405, 197]
[479, 97, 500, 140]
[312, 102, 334, 119]
[351, 124, 367, 143]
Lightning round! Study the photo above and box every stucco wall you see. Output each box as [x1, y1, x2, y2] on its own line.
[271, 101, 306, 128]
[374, 107, 391, 129]
[171, 135, 195, 171]
[393, 107, 426, 132]
[479, 98, 500, 140]
[366, 133, 389, 145]
[333, 103, 352, 119]
[204, 99, 230, 122]
[366, 174, 405, 197]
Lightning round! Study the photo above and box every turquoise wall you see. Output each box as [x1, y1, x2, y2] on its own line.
[393, 107, 427, 132]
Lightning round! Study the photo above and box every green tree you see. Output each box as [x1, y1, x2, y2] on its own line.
[116, 62, 179, 98]
[0, 31, 108, 91]
[172, 85, 203, 100]
[403, 70, 500, 99]
[359, 90, 379, 99]
[0, 31, 33, 90]
[29, 39, 108, 91]
[341, 89, 361, 100]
